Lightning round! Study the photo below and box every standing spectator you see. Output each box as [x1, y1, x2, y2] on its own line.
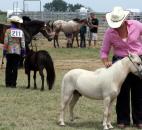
[100, 6, 142, 129]
[79, 23, 87, 48]
[3, 16, 26, 88]
[88, 12, 99, 47]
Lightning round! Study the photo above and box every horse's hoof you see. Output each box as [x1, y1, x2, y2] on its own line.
[104, 126, 109, 130]
[108, 123, 113, 129]
[59, 122, 65, 126]
[108, 125, 113, 129]
[26, 86, 30, 89]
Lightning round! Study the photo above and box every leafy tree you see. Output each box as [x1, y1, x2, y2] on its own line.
[44, 3, 54, 11]
[67, 3, 83, 12]
[72, 4, 83, 11]
[67, 4, 74, 12]
[44, 0, 85, 12]
[44, 0, 67, 11]
[53, 0, 67, 11]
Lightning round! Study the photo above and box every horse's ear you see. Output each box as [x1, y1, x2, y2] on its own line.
[80, 19, 88, 24]
[47, 20, 50, 24]
[47, 20, 52, 27]
[22, 16, 31, 22]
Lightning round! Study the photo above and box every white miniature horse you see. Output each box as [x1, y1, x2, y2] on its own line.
[52, 19, 87, 48]
[59, 54, 142, 130]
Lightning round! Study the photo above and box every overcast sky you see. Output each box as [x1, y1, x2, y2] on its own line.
[1, 0, 142, 12]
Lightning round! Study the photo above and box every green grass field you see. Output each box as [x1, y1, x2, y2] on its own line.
[0, 47, 138, 130]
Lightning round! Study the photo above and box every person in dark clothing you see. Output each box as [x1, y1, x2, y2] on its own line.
[88, 12, 99, 47]
[79, 23, 87, 48]
[3, 16, 26, 88]
[100, 6, 142, 129]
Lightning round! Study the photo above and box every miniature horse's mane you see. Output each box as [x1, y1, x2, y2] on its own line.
[72, 18, 80, 22]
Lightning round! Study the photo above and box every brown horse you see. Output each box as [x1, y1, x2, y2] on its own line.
[51, 18, 88, 48]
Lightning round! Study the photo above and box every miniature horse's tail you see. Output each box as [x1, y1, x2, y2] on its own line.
[44, 51, 56, 90]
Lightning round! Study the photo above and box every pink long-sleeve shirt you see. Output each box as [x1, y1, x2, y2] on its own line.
[100, 20, 142, 59]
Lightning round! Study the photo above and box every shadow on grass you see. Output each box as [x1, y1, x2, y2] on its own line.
[67, 121, 102, 129]
[0, 85, 5, 88]
[65, 121, 119, 129]
[0, 84, 48, 92]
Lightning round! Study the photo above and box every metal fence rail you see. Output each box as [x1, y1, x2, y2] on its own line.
[20, 11, 105, 21]
[9, 11, 142, 44]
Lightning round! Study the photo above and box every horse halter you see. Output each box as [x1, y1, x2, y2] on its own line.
[39, 22, 50, 34]
[128, 55, 142, 77]
[41, 23, 51, 33]
[40, 22, 54, 39]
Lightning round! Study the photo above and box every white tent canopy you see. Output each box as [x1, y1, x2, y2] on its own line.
[7, 8, 23, 18]
[127, 8, 141, 13]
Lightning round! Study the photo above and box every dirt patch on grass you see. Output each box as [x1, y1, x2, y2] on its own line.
[55, 59, 103, 70]
[30, 37, 104, 71]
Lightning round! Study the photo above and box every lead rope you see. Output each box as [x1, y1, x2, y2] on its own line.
[128, 55, 142, 77]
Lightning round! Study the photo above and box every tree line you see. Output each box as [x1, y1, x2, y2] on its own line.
[43, 0, 88, 12]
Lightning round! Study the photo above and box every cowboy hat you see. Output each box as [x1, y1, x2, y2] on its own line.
[106, 6, 130, 28]
[8, 16, 23, 23]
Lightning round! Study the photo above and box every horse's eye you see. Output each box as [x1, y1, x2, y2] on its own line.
[137, 63, 141, 66]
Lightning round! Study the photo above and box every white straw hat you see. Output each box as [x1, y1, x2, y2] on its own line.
[106, 6, 130, 28]
[8, 16, 23, 23]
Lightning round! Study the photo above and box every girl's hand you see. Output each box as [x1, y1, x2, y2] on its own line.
[104, 61, 112, 68]
[102, 58, 112, 68]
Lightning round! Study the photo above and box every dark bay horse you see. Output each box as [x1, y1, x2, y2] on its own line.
[21, 19, 54, 49]
[0, 18, 54, 67]
[0, 19, 54, 48]
[51, 18, 88, 48]
[24, 49, 55, 91]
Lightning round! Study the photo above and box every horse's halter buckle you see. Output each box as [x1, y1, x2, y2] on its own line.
[41, 23, 47, 31]
[41, 23, 51, 34]
[44, 23, 47, 27]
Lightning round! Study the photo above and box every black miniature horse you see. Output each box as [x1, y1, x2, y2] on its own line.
[24, 49, 55, 91]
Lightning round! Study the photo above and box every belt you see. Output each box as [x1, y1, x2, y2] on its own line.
[112, 55, 124, 63]
[113, 55, 142, 63]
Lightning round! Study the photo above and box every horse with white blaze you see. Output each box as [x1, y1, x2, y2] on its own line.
[59, 53, 142, 130]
